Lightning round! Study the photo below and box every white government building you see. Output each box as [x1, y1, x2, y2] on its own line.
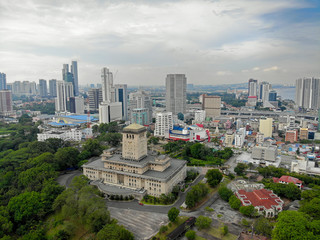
[83, 123, 187, 197]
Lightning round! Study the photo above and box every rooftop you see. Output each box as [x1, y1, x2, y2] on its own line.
[83, 156, 186, 182]
[237, 189, 283, 209]
[123, 123, 146, 133]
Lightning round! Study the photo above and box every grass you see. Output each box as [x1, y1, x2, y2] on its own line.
[140, 199, 170, 206]
[204, 206, 214, 212]
[195, 235, 207, 240]
[153, 216, 189, 240]
[205, 227, 238, 240]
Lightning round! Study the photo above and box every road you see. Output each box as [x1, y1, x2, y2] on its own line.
[56, 170, 82, 187]
[106, 174, 205, 214]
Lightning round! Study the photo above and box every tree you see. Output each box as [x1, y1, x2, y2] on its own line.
[206, 169, 223, 187]
[220, 224, 229, 237]
[177, 112, 184, 121]
[195, 215, 212, 230]
[218, 186, 233, 201]
[254, 217, 273, 238]
[185, 230, 196, 240]
[234, 163, 248, 176]
[101, 132, 122, 147]
[82, 139, 103, 157]
[55, 147, 80, 170]
[7, 191, 44, 224]
[299, 197, 320, 220]
[168, 207, 180, 222]
[239, 205, 256, 217]
[96, 222, 134, 240]
[190, 143, 203, 159]
[160, 225, 168, 233]
[272, 211, 312, 240]
[229, 195, 241, 210]
[45, 138, 70, 153]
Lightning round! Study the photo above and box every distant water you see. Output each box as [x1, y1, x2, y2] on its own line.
[274, 87, 295, 100]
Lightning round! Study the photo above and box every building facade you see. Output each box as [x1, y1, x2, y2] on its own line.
[154, 112, 173, 137]
[39, 79, 48, 98]
[202, 95, 221, 119]
[295, 77, 320, 110]
[49, 79, 57, 97]
[0, 72, 7, 90]
[131, 108, 149, 126]
[114, 84, 128, 120]
[248, 79, 258, 97]
[129, 90, 152, 124]
[88, 88, 103, 112]
[252, 146, 277, 162]
[83, 124, 187, 197]
[0, 90, 13, 115]
[166, 74, 187, 114]
[259, 118, 273, 138]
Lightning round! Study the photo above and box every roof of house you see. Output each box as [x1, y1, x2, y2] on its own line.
[274, 175, 302, 184]
[237, 189, 283, 209]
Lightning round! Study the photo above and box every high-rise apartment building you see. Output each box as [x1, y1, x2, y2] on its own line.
[0, 90, 12, 115]
[295, 77, 320, 110]
[114, 84, 128, 120]
[11, 81, 36, 96]
[154, 112, 173, 137]
[131, 108, 149, 126]
[129, 90, 152, 124]
[69, 96, 84, 114]
[248, 79, 258, 97]
[39, 79, 48, 98]
[259, 118, 273, 138]
[101, 67, 113, 102]
[62, 61, 79, 96]
[259, 82, 272, 103]
[71, 61, 79, 96]
[166, 74, 187, 114]
[55, 81, 74, 112]
[99, 67, 122, 123]
[202, 95, 221, 119]
[49, 79, 57, 97]
[194, 110, 206, 123]
[88, 88, 103, 112]
[0, 73, 7, 90]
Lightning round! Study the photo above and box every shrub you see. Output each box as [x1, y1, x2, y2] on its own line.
[159, 225, 168, 233]
[185, 230, 196, 240]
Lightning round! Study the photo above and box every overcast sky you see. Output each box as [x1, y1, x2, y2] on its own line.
[1, 0, 319, 86]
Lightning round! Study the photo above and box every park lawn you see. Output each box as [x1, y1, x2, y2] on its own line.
[205, 227, 238, 240]
[154, 216, 189, 240]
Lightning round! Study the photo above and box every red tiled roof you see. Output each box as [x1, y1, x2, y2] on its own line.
[237, 189, 283, 209]
[278, 175, 302, 184]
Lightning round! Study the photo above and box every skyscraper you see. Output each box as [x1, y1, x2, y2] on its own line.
[71, 61, 79, 96]
[248, 79, 258, 97]
[55, 81, 74, 112]
[49, 79, 57, 97]
[0, 73, 7, 90]
[0, 90, 12, 115]
[62, 61, 78, 96]
[129, 90, 152, 124]
[295, 77, 320, 110]
[101, 67, 113, 102]
[114, 84, 128, 120]
[165, 74, 187, 114]
[201, 94, 221, 119]
[99, 67, 122, 123]
[39, 79, 48, 98]
[259, 81, 271, 103]
[88, 88, 103, 112]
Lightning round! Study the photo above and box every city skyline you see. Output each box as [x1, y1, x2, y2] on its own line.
[0, 0, 319, 86]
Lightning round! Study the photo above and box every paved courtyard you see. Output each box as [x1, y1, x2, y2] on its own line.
[108, 207, 169, 240]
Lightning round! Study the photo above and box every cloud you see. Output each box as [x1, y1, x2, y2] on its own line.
[264, 66, 279, 72]
[0, 0, 319, 85]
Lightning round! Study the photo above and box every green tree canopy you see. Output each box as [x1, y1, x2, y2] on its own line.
[54, 147, 80, 170]
[206, 169, 223, 187]
[218, 186, 233, 201]
[96, 222, 134, 240]
[239, 205, 256, 217]
[168, 207, 180, 222]
[195, 215, 212, 230]
[229, 195, 241, 210]
[82, 139, 103, 157]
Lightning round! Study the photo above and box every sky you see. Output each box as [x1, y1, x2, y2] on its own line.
[0, 0, 319, 86]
